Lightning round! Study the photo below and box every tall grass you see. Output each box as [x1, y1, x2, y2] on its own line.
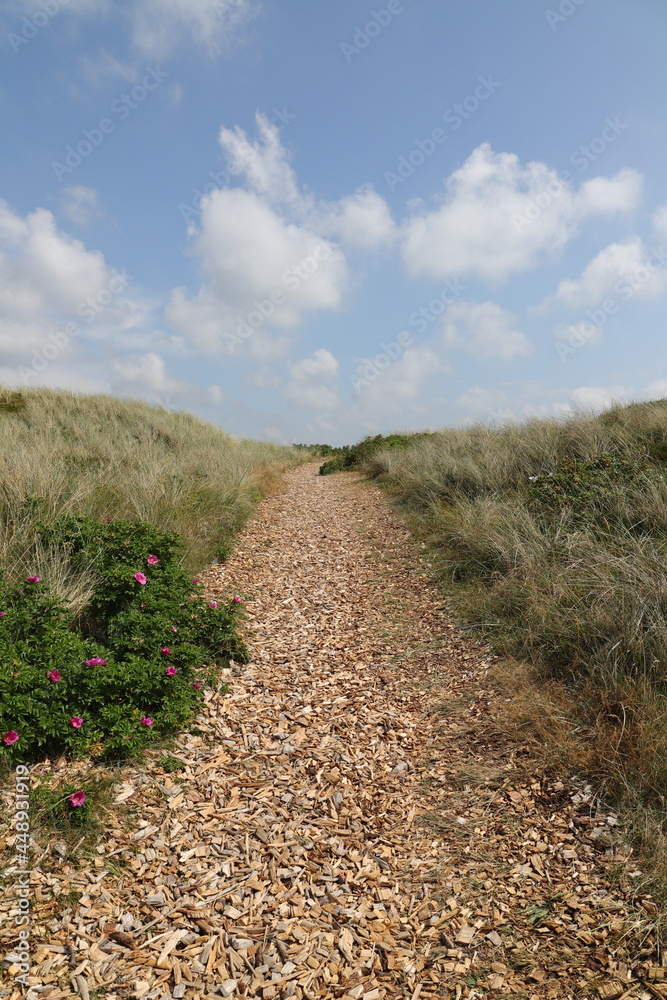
[364, 400, 667, 893]
[0, 387, 302, 594]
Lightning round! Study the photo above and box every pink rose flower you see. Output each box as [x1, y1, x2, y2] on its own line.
[48, 670, 61, 682]
[141, 716, 153, 727]
[160, 647, 171, 655]
[208, 602, 218, 609]
[165, 666, 177, 677]
[171, 626, 178, 633]
[232, 596, 242, 604]
[3, 731, 18, 746]
[26, 576, 41, 584]
[192, 683, 202, 690]
[134, 572, 147, 585]
[69, 791, 86, 807]
[0, 612, 6, 618]
[84, 657, 107, 667]
[70, 717, 83, 729]
[147, 555, 159, 565]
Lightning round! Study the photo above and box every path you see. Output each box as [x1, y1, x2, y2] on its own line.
[20, 465, 657, 1000]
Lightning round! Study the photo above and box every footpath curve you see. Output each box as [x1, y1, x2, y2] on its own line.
[20, 464, 654, 1000]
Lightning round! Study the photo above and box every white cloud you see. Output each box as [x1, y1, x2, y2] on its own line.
[401, 143, 642, 284]
[441, 300, 532, 360]
[0, 199, 162, 387]
[0, 203, 109, 318]
[315, 186, 396, 251]
[111, 352, 186, 394]
[168, 117, 394, 356]
[643, 379, 667, 402]
[167, 188, 347, 354]
[130, 0, 258, 58]
[652, 205, 667, 242]
[286, 348, 340, 410]
[59, 186, 102, 226]
[544, 237, 667, 309]
[570, 385, 628, 412]
[219, 113, 301, 205]
[456, 386, 515, 420]
[355, 346, 445, 414]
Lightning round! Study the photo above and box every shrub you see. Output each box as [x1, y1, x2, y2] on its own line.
[0, 515, 247, 764]
[318, 433, 436, 475]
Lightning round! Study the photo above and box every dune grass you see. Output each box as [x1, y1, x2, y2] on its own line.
[363, 400, 667, 895]
[0, 387, 302, 596]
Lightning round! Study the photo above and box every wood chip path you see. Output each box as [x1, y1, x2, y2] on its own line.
[1, 464, 662, 1000]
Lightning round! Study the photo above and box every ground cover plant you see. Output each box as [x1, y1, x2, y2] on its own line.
[352, 400, 667, 895]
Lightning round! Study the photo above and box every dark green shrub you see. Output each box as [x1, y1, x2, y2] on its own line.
[0, 516, 247, 763]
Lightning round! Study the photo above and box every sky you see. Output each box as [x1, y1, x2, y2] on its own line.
[1, 0, 667, 445]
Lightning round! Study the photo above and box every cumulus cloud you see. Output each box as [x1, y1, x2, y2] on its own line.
[168, 116, 394, 356]
[286, 349, 340, 410]
[401, 143, 642, 284]
[111, 352, 186, 394]
[544, 237, 667, 309]
[570, 385, 628, 412]
[354, 346, 446, 414]
[219, 114, 301, 205]
[441, 300, 532, 360]
[643, 379, 667, 402]
[314, 186, 396, 252]
[111, 351, 225, 411]
[652, 205, 667, 241]
[0, 198, 164, 392]
[167, 189, 347, 354]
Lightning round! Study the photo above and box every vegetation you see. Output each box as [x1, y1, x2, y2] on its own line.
[0, 388, 301, 766]
[358, 400, 667, 894]
[316, 432, 437, 475]
[0, 388, 301, 581]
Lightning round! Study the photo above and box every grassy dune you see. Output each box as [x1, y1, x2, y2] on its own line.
[364, 400, 667, 893]
[0, 388, 301, 589]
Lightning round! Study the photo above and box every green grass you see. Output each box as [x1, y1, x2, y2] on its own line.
[0, 387, 303, 584]
[359, 399, 667, 898]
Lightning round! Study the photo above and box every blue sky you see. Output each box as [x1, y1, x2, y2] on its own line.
[1, 0, 666, 444]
